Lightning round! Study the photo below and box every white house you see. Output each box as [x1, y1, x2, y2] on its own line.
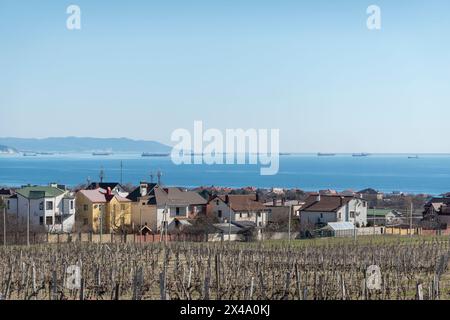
[208, 194, 269, 228]
[298, 194, 368, 229]
[6, 184, 76, 233]
[127, 183, 207, 232]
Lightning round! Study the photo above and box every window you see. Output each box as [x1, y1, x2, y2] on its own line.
[83, 218, 88, 225]
[176, 207, 180, 216]
[84, 204, 89, 211]
[239, 212, 242, 218]
[218, 210, 222, 218]
[320, 213, 323, 219]
[55, 216, 62, 224]
[46, 201, 53, 210]
[216, 200, 219, 205]
[338, 212, 341, 219]
[257, 212, 261, 217]
[39, 202, 44, 210]
[70, 201, 74, 210]
[39, 217, 44, 225]
[121, 204, 125, 211]
[46, 216, 53, 225]
[350, 211, 355, 218]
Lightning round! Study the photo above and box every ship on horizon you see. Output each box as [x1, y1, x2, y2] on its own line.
[352, 153, 370, 157]
[317, 152, 336, 156]
[92, 151, 113, 156]
[142, 152, 170, 157]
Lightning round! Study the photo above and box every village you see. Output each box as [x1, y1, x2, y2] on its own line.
[0, 174, 448, 245]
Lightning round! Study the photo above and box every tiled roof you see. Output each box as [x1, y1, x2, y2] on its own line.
[154, 187, 207, 206]
[216, 194, 267, 212]
[299, 194, 355, 212]
[79, 189, 130, 203]
[127, 183, 158, 202]
[16, 186, 66, 199]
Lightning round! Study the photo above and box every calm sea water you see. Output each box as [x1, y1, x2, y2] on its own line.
[0, 153, 449, 195]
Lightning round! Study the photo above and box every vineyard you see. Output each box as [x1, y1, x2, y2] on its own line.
[0, 237, 449, 300]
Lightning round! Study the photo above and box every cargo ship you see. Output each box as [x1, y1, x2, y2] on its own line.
[92, 151, 113, 156]
[352, 153, 370, 157]
[142, 152, 170, 157]
[317, 153, 336, 156]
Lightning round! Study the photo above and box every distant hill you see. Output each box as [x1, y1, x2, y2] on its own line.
[0, 137, 172, 153]
[0, 144, 17, 154]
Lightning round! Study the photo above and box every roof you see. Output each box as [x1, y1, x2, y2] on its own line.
[154, 187, 207, 206]
[127, 183, 158, 202]
[16, 186, 66, 199]
[215, 194, 267, 212]
[79, 189, 131, 203]
[324, 222, 355, 231]
[0, 188, 13, 196]
[357, 188, 380, 194]
[213, 223, 243, 234]
[299, 194, 357, 213]
[87, 182, 122, 191]
[232, 220, 257, 229]
[369, 209, 395, 217]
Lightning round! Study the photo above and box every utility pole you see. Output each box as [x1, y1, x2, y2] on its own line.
[27, 200, 30, 246]
[99, 208, 103, 243]
[373, 207, 376, 236]
[288, 204, 292, 244]
[410, 202, 413, 237]
[228, 202, 232, 242]
[2, 206, 5, 246]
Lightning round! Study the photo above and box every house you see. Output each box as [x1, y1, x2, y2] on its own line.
[264, 199, 304, 225]
[208, 194, 269, 228]
[367, 208, 404, 226]
[6, 184, 76, 233]
[75, 187, 132, 233]
[0, 188, 14, 208]
[127, 183, 207, 232]
[422, 196, 450, 229]
[357, 188, 384, 201]
[87, 182, 129, 198]
[298, 194, 368, 229]
[211, 223, 245, 241]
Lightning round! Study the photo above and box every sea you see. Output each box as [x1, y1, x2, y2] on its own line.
[0, 153, 449, 195]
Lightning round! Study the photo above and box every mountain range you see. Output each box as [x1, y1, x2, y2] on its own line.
[0, 137, 171, 153]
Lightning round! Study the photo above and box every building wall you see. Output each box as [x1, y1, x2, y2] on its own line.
[9, 192, 75, 232]
[209, 198, 268, 227]
[106, 197, 132, 233]
[75, 193, 105, 233]
[130, 202, 157, 232]
[300, 198, 368, 229]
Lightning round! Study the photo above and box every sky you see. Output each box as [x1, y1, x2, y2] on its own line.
[0, 0, 450, 153]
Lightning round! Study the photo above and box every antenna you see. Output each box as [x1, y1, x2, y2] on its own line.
[120, 161, 123, 185]
[150, 172, 154, 184]
[157, 170, 162, 185]
[99, 167, 105, 183]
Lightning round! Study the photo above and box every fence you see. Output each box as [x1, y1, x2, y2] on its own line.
[0, 231, 209, 245]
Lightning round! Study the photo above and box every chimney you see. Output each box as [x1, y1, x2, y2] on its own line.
[316, 194, 321, 202]
[140, 183, 147, 197]
[273, 198, 276, 206]
[107, 187, 112, 195]
[225, 195, 229, 204]
[340, 196, 344, 207]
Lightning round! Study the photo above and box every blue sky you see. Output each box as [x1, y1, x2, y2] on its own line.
[1, 0, 449, 153]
